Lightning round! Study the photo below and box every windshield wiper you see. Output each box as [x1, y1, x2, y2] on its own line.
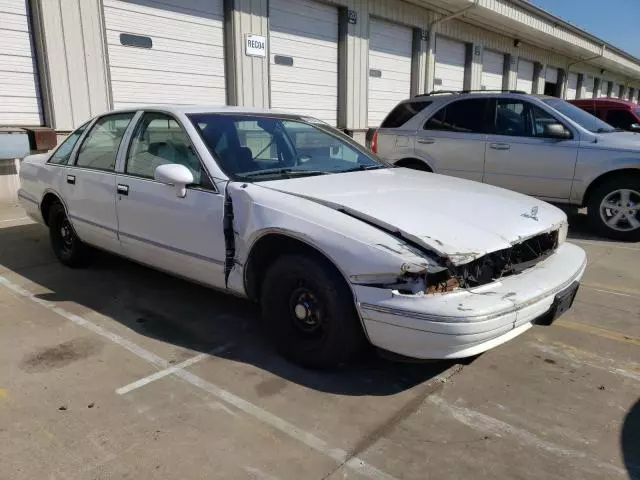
[338, 165, 386, 173]
[595, 128, 615, 133]
[237, 168, 329, 179]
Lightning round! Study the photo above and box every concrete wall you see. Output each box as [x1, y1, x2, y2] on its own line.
[0, 159, 21, 204]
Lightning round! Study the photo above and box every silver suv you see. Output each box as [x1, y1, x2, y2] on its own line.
[374, 91, 640, 241]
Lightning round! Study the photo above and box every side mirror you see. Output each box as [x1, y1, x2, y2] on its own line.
[630, 123, 640, 131]
[154, 164, 194, 198]
[543, 123, 572, 140]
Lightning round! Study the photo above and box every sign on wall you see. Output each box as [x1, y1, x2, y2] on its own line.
[245, 34, 266, 57]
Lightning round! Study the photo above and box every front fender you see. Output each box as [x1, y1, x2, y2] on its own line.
[225, 182, 440, 294]
[573, 152, 640, 203]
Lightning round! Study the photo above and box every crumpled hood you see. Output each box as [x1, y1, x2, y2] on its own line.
[259, 168, 567, 265]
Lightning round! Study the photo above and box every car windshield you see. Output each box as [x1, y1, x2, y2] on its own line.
[542, 98, 616, 133]
[188, 114, 386, 181]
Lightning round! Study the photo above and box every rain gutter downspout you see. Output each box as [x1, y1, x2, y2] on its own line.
[562, 45, 606, 99]
[425, 0, 479, 93]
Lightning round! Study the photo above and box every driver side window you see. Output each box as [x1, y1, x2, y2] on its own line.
[495, 100, 532, 137]
[126, 112, 206, 186]
[530, 104, 562, 137]
[495, 100, 568, 139]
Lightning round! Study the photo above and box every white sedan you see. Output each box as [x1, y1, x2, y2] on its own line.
[18, 106, 587, 368]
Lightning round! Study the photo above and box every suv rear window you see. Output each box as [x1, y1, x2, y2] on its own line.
[381, 101, 432, 128]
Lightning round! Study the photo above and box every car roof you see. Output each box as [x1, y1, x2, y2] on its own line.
[569, 98, 636, 108]
[402, 91, 551, 104]
[106, 105, 303, 117]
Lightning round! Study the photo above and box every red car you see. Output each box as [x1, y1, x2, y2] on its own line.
[569, 98, 640, 133]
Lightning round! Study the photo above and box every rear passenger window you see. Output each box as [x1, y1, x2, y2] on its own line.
[49, 122, 88, 165]
[424, 99, 490, 133]
[75, 113, 135, 171]
[381, 101, 432, 128]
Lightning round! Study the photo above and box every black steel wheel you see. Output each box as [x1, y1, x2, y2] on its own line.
[260, 254, 365, 368]
[48, 202, 89, 267]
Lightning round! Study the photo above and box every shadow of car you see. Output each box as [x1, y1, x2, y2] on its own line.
[0, 221, 456, 397]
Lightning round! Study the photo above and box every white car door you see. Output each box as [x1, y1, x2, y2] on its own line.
[63, 112, 137, 253]
[115, 111, 227, 289]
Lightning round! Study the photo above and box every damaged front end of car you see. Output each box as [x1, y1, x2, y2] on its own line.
[350, 226, 564, 297]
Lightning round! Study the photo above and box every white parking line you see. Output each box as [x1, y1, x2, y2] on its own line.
[0, 216, 29, 224]
[0, 274, 402, 480]
[117, 350, 218, 395]
[428, 395, 625, 477]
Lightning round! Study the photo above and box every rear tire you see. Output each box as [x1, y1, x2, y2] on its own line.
[48, 202, 90, 267]
[260, 254, 365, 368]
[587, 176, 640, 241]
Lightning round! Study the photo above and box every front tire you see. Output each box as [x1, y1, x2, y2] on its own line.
[260, 254, 365, 368]
[588, 177, 640, 241]
[48, 202, 90, 267]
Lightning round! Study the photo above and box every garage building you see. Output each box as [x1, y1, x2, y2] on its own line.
[0, 0, 43, 125]
[2, 0, 640, 145]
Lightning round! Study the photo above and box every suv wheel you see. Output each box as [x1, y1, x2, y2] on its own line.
[260, 254, 365, 368]
[588, 177, 640, 241]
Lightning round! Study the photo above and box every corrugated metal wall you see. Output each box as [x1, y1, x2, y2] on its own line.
[231, 0, 269, 107]
[25, 0, 640, 132]
[35, 0, 110, 131]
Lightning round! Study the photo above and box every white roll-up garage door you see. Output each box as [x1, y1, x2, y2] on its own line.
[566, 72, 578, 100]
[434, 36, 466, 92]
[611, 83, 620, 98]
[545, 66, 558, 84]
[367, 18, 412, 127]
[481, 50, 504, 91]
[0, 0, 43, 125]
[269, 0, 338, 125]
[104, 0, 226, 109]
[516, 59, 534, 93]
[583, 75, 595, 98]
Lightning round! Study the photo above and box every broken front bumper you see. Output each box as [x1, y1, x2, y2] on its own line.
[354, 242, 587, 359]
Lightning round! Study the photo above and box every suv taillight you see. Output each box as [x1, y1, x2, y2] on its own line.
[370, 130, 378, 153]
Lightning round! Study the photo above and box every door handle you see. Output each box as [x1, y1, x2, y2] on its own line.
[117, 184, 129, 196]
[66, 174, 76, 185]
[417, 137, 436, 144]
[489, 143, 511, 150]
